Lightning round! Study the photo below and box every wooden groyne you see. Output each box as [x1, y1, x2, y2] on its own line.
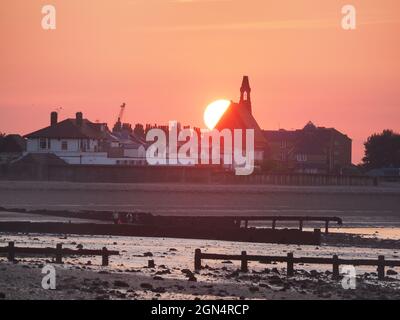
[0, 208, 342, 235]
[0, 241, 119, 266]
[0, 221, 322, 245]
[194, 249, 400, 280]
[154, 215, 342, 234]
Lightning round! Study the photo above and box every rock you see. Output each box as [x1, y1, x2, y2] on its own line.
[153, 276, 164, 281]
[387, 270, 398, 275]
[188, 275, 197, 282]
[310, 270, 319, 278]
[169, 248, 177, 252]
[249, 286, 259, 292]
[226, 270, 240, 279]
[271, 268, 280, 274]
[181, 269, 194, 277]
[222, 261, 233, 264]
[113, 280, 129, 288]
[269, 276, 283, 285]
[140, 283, 153, 290]
[152, 287, 166, 293]
[98, 271, 109, 274]
[76, 244, 83, 249]
[143, 252, 153, 257]
[155, 270, 171, 275]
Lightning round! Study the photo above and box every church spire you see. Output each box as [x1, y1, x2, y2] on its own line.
[240, 76, 252, 114]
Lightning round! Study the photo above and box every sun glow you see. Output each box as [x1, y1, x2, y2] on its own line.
[203, 99, 231, 130]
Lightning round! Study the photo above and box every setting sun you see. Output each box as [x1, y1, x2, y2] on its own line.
[203, 99, 231, 130]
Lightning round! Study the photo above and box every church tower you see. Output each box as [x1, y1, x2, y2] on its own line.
[239, 76, 252, 114]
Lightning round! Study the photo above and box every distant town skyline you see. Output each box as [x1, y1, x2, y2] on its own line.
[1, 0, 400, 164]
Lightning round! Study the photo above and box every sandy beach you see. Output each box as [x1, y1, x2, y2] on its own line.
[1, 232, 400, 300]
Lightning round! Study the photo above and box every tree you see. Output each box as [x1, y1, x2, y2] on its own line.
[362, 130, 400, 169]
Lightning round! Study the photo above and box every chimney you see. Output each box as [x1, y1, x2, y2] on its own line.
[50, 112, 58, 126]
[76, 112, 83, 126]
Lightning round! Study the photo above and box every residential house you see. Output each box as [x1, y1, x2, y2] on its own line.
[263, 122, 352, 174]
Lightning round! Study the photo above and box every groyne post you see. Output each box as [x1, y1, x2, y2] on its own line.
[56, 243, 63, 264]
[102, 247, 109, 266]
[194, 248, 202, 271]
[7, 241, 15, 261]
[241, 251, 248, 272]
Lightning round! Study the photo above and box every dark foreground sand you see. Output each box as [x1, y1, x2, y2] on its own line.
[1, 231, 400, 300]
[1, 257, 399, 300]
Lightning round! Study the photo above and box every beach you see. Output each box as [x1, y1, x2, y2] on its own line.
[1, 181, 400, 300]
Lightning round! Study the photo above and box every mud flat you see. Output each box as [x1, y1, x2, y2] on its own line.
[0, 181, 400, 227]
[1, 233, 400, 300]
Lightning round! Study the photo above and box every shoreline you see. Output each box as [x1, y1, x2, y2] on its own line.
[1, 231, 400, 300]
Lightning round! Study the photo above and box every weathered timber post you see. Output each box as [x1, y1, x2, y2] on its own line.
[148, 260, 155, 268]
[56, 243, 63, 264]
[241, 251, 248, 272]
[332, 255, 340, 280]
[299, 220, 303, 231]
[194, 249, 202, 271]
[102, 247, 109, 266]
[377, 255, 385, 280]
[287, 253, 294, 276]
[314, 229, 321, 244]
[8, 241, 15, 262]
[325, 221, 329, 234]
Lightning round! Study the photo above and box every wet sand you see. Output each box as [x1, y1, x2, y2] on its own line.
[1, 181, 400, 300]
[0, 181, 399, 227]
[1, 233, 400, 300]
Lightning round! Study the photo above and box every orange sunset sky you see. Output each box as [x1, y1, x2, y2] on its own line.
[1, 0, 399, 163]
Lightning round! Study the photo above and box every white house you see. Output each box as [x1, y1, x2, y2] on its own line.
[24, 112, 147, 165]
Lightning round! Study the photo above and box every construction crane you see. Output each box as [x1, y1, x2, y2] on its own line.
[113, 103, 126, 132]
[117, 103, 126, 123]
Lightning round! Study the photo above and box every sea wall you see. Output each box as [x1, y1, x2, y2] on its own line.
[0, 163, 375, 186]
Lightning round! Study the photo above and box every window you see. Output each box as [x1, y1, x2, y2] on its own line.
[80, 140, 87, 152]
[61, 141, 68, 151]
[280, 140, 287, 148]
[296, 154, 308, 162]
[39, 138, 47, 149]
